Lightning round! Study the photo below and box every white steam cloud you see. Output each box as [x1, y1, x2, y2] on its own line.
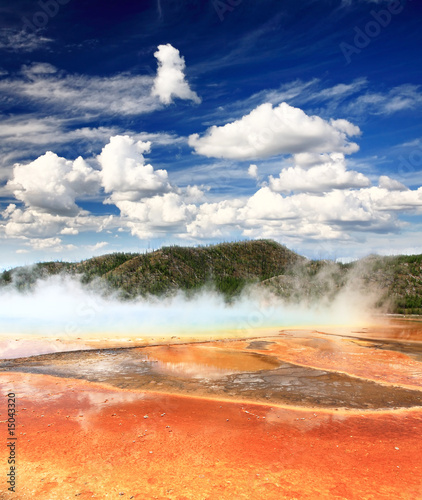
[0, 274, 375, 359]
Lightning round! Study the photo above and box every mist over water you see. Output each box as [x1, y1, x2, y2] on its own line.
[0, 273, 376, 359]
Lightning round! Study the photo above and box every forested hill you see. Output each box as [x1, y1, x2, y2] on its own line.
[0, 240, 304, 298]
[1, 240, 422, 314]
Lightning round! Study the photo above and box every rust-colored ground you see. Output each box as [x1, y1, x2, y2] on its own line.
[228, 328, 422, 391]
[1, 372, 422, 500]
[1, 321, 422, 499]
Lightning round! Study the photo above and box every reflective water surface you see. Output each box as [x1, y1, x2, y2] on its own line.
[1, 320, 422, 410]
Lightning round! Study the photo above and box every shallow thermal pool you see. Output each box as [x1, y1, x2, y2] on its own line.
[1, 321, 422, 410]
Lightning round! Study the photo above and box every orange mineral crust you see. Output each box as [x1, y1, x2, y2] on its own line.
[224, 328, 422, 391]
[1, 372, 421, 500]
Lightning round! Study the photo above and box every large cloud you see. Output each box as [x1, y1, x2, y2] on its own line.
[188, 102, 360, 160]
[98, 135, 171, 202]
[269, 153, 371, 194]
[2, 205, 70, 239]
[97, 135, 203, 239]
[2, 134, 422, 256]
[7, 152, 100, 216]
[1, 135, 200, 244]
[186, 199, 244, 239]
[119, 193, 198, 239]
[2, 149, 105, 243]
[0, 115, 184, 185]
[1, 202, 114, 241]
[152, 44, 201, 105]
[184, 182, 422, 242]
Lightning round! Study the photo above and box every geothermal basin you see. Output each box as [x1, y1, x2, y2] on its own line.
[1, 318, 422, 499]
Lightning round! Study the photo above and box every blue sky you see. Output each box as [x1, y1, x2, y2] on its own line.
[0, 0, 421, 268]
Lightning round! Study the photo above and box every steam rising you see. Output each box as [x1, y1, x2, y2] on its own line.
[0, 270, 378, 359]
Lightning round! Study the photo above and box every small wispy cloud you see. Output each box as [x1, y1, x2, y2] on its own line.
[346, 85, 422, 116]
[340, 0, 391, 7]
[0, 44, 200, 119]
[0, 29, 53, 52]
[88, 241, 109, 251]
[0, 63, 158, 117]
[211, 78, 421, 124]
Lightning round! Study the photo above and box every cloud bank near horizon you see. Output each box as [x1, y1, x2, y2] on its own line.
[2, 123, 421, 255]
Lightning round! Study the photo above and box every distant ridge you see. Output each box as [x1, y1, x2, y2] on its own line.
[0, 240, 304, 299]
[1, 240, 422, 314]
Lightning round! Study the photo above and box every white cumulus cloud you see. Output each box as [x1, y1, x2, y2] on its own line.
[122, 193, 198, 239]
[378, 175, 408, 191]
[98, 135, 171, 202]
[7, 152, 100, 216]
[269, 153, 371, 194]
[248, 164, 259, 180]
[152, 43, 201, 105]
[188, 102, 360, 160]
[2, 132, 422, 257]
